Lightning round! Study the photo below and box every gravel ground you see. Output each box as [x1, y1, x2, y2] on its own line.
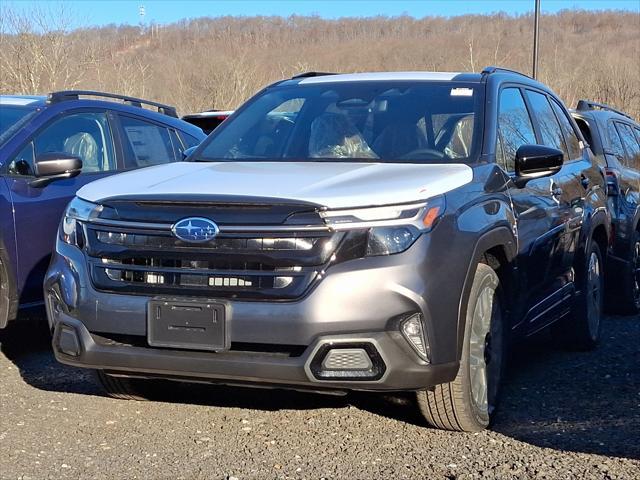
[0, 314, 638, 480]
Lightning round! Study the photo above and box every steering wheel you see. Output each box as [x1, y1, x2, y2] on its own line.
[398, 148, 447, 161]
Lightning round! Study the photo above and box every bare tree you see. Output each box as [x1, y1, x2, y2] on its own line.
[0, 6, 638, 118]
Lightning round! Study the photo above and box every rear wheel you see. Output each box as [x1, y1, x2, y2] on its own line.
[94, 370, 162, 401]
[618, 230, 640, 314]
[417, 264, 504, 432]
[561, 241, 604, 351]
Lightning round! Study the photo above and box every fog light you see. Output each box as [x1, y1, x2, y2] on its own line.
[401, 314, 429, 362]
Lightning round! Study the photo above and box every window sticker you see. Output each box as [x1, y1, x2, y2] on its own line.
[451, 88, 473, 97]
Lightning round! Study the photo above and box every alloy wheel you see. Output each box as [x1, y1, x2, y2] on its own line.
[632, 241, 640, 309]
[586, 251, 602, 339]
[469, 284, 502, 416]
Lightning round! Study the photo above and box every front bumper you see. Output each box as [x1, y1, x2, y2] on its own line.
[46, 233, 467, 392]
[52, 313, 458, 391]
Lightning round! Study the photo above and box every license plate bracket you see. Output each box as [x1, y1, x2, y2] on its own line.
[147, 298, 226, 351]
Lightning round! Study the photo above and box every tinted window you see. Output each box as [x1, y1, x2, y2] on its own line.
[617, 122, 640, 170]
[120, 116, 177, 168]
[197, 82, 483, 164]
[549, 98, 582, 160]
[8, 142, 35, 175]
[497, 88, 537, 172]
[169, 129, 186, 158]
[526, 90, 568, 156]
[573, 117, 594, 151]
[607, 121, 626, 159]
[10, 111, 116, 175]
[179, 132, 201, 149]
[0, 105, 36, 136]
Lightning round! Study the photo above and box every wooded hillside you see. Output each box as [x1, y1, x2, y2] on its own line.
[1, 6, 638, 118]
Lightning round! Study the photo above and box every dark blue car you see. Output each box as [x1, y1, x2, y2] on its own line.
[571, 101, 640, 313]
[0, 91, 206, 328]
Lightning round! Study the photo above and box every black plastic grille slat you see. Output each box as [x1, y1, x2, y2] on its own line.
[84, 216, 340, 300]
[94, 230, 324, 252]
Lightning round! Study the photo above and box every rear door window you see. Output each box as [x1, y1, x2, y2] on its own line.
[549, 98, 582, 160]
[496, 87, 537, 173]
[179, 132, 201, 149]
[118, 115, 178, 168]
[607, 121, 626, 160]
[616, 122, 640, 171]
[526, 90, 568, 156]
[169, 129, 186, 158]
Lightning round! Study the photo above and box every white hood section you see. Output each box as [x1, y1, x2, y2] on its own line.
[77, 162, 473, 209]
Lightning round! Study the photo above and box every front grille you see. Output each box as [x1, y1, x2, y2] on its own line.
[83, 205, 341, 300]
[96, 256, 307, 293]
[95, 231, 321, 252]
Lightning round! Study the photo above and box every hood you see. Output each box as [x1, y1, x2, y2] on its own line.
[77, 161, 473, 209]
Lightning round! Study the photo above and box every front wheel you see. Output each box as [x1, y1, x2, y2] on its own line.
[0, 256, 11, 329]
[417, 263, 505, 432]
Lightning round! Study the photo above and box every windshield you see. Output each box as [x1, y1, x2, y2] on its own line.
[196, 81, 483, 164]
[0, 105, 37, 146]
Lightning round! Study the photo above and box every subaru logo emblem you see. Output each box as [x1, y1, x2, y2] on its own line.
[172, 217, 219, 243]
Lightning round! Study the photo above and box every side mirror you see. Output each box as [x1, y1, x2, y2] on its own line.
[182, 146, 198, 160]
[514, 145, 563, 188]
[30, 153, 83, 188]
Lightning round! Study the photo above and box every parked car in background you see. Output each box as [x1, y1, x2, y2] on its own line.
[0, 91, 206, 329]
[46, 68, 609, 432]
[571, 101, 640, 313]
[182, 110, 234, 135]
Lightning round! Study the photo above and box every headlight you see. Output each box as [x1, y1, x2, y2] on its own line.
[60, 197, 102, 246]
[320, 202, 426, 228]
[324, 197, 445, 257]
[366, 225, 420, 256]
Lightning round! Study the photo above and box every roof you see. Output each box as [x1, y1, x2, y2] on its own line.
[571, 103, 638, 125]
[296, 71, 481, 85]
[0, 95, 47, 106]
[0, 94, 205, 138]
[183, 110, 235, 119]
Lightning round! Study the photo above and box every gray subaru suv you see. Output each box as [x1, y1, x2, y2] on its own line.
[46, 68, 609, 431]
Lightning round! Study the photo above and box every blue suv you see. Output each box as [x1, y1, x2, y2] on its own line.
[571, 101, 640, 313]
[0, 91, 206, 328]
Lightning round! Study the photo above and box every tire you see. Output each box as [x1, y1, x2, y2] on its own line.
[94, 370, 161, 401]
[0, 256, 10, 329]
[417, 263, 505, 432]
[561, 240, 604, 351]
[618, 230, 640, 315]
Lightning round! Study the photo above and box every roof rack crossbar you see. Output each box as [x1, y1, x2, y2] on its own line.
[292, 72, 338, 79]
[576, 99, 633, 120]
[481, 66, 532, 79]
[47, 90, 178, 118]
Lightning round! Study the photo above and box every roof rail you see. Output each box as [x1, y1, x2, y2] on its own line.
[291, 72, 338, 79]
[46, 90, 178, 118]
[481, 66, 532, 79]
[576, 99, 634, 120]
